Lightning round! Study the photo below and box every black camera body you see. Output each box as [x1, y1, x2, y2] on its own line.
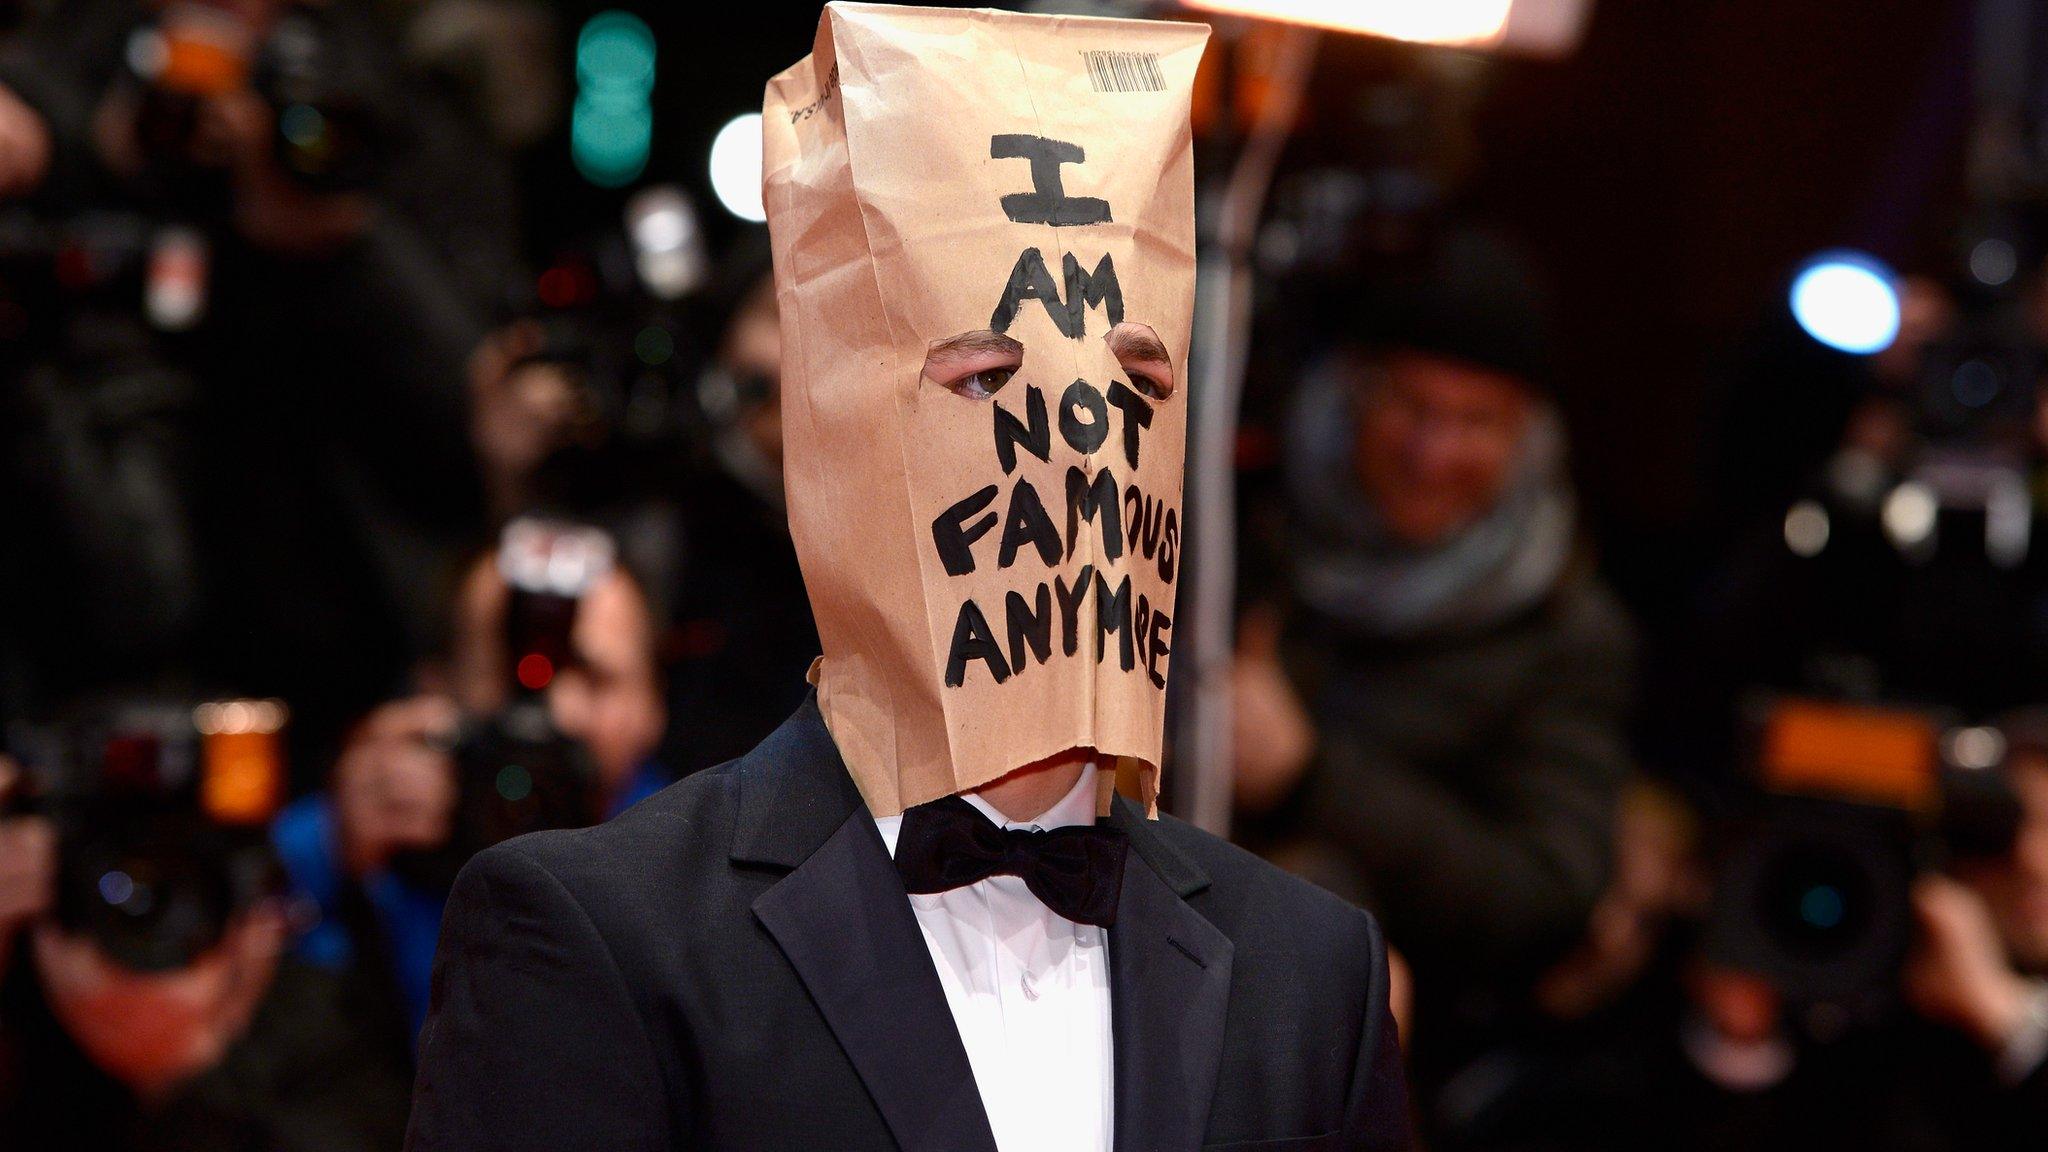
[1706, 698, 2023, 1036]
[390, 521, 612, 892]
[392, 687, 600, 895]
[1709, 793, 1918, 1031]
[6, 699, 286, 972]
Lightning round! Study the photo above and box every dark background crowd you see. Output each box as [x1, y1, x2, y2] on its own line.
[0, 0, 2045, 1150]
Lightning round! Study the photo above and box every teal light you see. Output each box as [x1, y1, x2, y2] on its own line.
[495, 764, 534, 803]
[634, 324, 674, 366]
[279, 104, 326, 150]
[572, 11, 656, 188]
[574, 96, 654, 187]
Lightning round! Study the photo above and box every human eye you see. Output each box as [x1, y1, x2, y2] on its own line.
[1105, 322, 1175, 402]
[924, 330, 1025, 401]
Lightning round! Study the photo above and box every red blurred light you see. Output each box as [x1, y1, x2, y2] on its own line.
[54, 245, 96, 291]
[536, 264, 596, 309]
[516, 653, 555, 691]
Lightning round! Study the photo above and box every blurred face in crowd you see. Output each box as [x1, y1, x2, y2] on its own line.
[454, 560, 666, 796]
[33, 907, 284, 1099]
[721, 277, 783, 472]
[1956, 754, 2048, 972]
[1351, 348, 1537, 548]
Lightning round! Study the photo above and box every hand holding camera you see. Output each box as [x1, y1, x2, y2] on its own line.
[1907, 873, 2043, 1051]
[332, 695, 459, 880]
[0, 759, 56, 965]
[0, 83, 51, 201]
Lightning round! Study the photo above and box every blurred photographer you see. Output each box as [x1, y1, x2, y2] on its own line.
[272, 523, 668, 1038]
[0, 0, 513, 768]
[0, 706, 409, 1152]
[1234, 224, 1636, 1077]
[1904, 711, 2048, 1096]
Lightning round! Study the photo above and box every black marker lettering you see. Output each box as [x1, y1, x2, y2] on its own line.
[991, 134, 1111, 227]
[1054, 564, 1096, 656]
[1104, 379, 1152, 470]
[1059, 379, 1109, 455]
[1159, 507, 1179, 583]
[932, 485, 999, 577]
[1065, 466, 1124, 562]
[945, 598, 1011, 686]
[991, 248, 1063, 335]
[1005, 584, 1053, 673]
[1063, 252, 1123, 334]
[1146, 607, 1172, 688]
[997, 477, 1062, 570]
[993, 384, 1050, 474]
[1095, 571, 1134, 671]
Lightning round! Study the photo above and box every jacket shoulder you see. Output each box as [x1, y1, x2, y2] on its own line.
[1146, 813, 1383, 961]
[479, 761, 746, 901]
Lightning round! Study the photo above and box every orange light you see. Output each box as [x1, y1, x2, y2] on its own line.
[517, 653, 555, 691]
[1181, 0, 1511, 44]
[1179, 0, 1592, 57]
[197, 699, 287, 826]
[1760, 700, 1940, 812]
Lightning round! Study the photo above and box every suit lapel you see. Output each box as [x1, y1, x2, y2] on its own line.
[1108, 799, 1234, 1152]
[742, 698, 1000, 1152]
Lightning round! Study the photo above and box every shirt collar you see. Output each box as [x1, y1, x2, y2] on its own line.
[874, 761, 1098, 858]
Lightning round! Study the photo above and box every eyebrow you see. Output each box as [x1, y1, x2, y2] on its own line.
[1107, 326, 1170, 365]
[926, 330, 1024, 365]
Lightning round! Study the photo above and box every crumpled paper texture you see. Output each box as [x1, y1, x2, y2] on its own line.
[765, 2, 1206, 817]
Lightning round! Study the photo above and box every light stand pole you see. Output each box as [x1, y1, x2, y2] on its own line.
[1178, 24, 1319, 836]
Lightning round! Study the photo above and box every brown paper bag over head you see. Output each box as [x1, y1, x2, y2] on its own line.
[763, 3, 1207, 817]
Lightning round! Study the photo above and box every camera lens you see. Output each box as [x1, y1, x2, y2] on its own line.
[64, 830, 231, 971]
[1758, 842, 1874, 958]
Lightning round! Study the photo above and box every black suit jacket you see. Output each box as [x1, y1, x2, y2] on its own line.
[405, 695, 1411, 1151]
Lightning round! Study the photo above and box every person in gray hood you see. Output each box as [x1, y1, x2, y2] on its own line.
[1233, 224, 1638, 1074]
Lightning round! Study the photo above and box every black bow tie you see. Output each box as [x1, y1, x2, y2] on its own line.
[892, 795, 1130, 927]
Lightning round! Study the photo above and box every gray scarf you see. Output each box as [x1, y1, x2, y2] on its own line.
[1282, 359, 1577, 641]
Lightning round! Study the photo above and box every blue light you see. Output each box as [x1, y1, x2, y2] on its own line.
[1790, 250, 1901, 355]
[98, 869, 135, 907]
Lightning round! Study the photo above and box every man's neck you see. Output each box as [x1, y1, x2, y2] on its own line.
[973, 749, 1092, 823]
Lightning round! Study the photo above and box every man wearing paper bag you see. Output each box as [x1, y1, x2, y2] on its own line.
[405, 5, 1411, 1150]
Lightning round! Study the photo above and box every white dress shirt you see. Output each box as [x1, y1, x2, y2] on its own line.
[873, 764, 1114, 1152]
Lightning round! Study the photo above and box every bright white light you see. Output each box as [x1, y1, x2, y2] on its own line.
[1790, 251, 1901, 355]
[1180, 0, 1512, 44]
[709, 113, 765, 223]
[1783, 499, 1830, 558]
[1946, 726, 2007, 771]
[1881, 481, 1938, 551]
[626, 186, 705, 299]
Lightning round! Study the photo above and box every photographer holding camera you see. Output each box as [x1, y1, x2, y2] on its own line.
[0, 0, 519, 771]
[1900, 713, 2048, 1110]
[1232, 225, 1636, 1093]
[273, 524, 669, 1039]
[0, 708, 410, 1152]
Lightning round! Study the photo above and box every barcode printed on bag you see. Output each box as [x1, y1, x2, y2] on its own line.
[1082, 50, 1164, 94]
